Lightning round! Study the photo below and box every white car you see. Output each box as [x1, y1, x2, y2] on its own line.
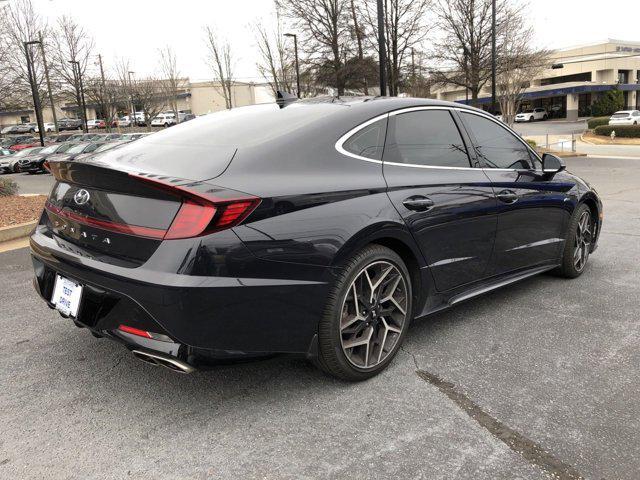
[151, 112, 177, 127]
[608, 110, 640, 126]
[86, 119, 102, 129]
[515, 108, 548, 122]
[29, 122, 56, 133]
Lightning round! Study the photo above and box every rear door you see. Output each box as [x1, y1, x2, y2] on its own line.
[458, 110, 571, 275]
[383, 108, 497, 292]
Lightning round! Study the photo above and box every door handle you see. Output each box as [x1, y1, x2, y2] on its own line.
[496, 189, 518, 204]
[402, 195, 434, 212]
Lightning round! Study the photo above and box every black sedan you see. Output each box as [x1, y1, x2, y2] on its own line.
[30, 97, 602, 380]
[16, 142, 78, 174]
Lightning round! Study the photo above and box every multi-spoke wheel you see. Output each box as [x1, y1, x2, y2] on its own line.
[556, 204, 594, 278]
[316, 245, 412, 381]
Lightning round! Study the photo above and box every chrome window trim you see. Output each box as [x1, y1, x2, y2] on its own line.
[335, 104, 544, 173]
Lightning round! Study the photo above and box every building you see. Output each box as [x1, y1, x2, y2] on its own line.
[432, 39, 640, 120]
[0, 79, 274, 129]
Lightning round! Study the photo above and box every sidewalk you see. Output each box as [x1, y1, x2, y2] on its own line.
[524, 134, 640, 159]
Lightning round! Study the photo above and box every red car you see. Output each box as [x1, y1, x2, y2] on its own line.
[8, 137, 40, 152]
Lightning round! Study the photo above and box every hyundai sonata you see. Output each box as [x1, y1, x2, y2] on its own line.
[30, 97, 602, 380]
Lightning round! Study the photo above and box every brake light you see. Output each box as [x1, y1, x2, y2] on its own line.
[130, 173, 260, 239]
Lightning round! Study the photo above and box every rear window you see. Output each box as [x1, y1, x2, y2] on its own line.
[612, 112, 630, 118]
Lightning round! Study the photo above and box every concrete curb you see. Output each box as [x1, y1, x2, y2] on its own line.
[0, 220, 36, 243]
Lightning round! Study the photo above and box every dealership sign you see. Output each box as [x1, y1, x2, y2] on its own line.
[616, 46, 640, 53]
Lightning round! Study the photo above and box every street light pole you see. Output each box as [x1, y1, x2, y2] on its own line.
[69, 60, 88, 132]
[38, 32, 58, 134]
[128, 71, 136, 128]
[284, 33, 301, 98]
[491, 0, 497, 114]
[23, 41, 45, 146]
[376, 0, 387, 96]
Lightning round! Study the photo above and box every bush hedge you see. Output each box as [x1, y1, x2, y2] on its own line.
[587, 117, 610, 129]
[525, 139, 537, 148]
[0, 178, 18, 196]
[594, 125, 640, 138]
[591, 89, 624, 116]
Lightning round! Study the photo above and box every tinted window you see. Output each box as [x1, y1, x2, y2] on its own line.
[342, 118, 387, 160]
[461, 112, 534, 169]
[386, 110, 471, 168]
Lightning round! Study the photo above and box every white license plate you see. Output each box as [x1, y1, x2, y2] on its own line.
[51, 275, 83, 318]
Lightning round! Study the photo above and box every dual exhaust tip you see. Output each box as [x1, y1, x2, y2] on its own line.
[131, 349, 195, 374]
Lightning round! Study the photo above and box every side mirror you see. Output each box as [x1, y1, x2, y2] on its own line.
[542, 153, 566, 174]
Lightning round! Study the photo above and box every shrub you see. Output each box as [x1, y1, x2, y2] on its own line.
[587, 117, 610, 129]
[525, 139, 537, 148]
[594, 125, 640, 138]
[591, 89, 624, 117]
[0, 178, 18, 196]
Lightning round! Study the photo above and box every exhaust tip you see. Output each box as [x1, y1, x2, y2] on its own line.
[132, 350, 195, 374]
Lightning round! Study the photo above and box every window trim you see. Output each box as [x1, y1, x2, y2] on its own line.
[335, 105, 542, 172]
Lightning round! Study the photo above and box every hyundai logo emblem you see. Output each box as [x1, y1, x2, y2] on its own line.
[74, 189, 91, 206]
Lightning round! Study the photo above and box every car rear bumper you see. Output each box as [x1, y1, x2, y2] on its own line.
[30, 228, 332, 365]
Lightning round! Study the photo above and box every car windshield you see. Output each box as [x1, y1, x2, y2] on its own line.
[67, 144, 90, 154]
[523, 110, 534, 113]
[40, 145, 59, 154]
[16, 147, 43, 157]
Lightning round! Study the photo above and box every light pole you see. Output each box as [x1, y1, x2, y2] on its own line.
[128, 71, 136, 128]
[23, 41, 45, 146]
[376, 0, 387, 96]
[491, 0, 497, 114]
[38, 32, 58, 134]
[69, 60, 88, 132]
[284, 33, 300, 98]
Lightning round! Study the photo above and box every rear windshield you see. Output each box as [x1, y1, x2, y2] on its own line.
[612, 112, 630, 118]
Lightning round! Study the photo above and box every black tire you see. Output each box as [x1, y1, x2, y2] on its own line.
[528, 116, 534, 122]
[555, 204, 593, 278]
[543, 115, 548, 120]
[316, 244, 413, 381]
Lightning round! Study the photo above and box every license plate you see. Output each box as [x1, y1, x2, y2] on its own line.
[51, 275, 83, 318]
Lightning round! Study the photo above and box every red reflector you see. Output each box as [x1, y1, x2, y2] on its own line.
[118, 325, 152, 338]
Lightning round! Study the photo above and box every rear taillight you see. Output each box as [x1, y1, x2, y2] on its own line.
[131, 173, 260, 240]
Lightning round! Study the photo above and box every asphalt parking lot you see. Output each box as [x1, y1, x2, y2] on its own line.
[1, 156, 639, 479]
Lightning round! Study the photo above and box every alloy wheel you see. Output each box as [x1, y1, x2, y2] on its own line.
[574, 210, 592, 272]
[340, 261, 408, 369]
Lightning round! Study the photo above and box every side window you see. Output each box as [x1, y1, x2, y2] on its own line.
[385, 110, 471, 168]
[461, 112, 534, 169]
[342, 118, 387, 160]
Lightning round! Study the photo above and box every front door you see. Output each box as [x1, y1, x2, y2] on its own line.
[459, 111, 572, 275]
[383, 108, 497, 292]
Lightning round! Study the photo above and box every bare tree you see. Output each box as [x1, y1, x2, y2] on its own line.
[361, 0, 433, 96]
[84, 76, 121, 130]
[204, 27, 234, 109]
[430, 0, 512, 105]
[254, 11, 295, 97]
[496, 12, 548, 125]
[49, 15, 95, 122]
[0, 0, 48, 114]
[131, 76, 166, 131]
[276, 0, 351, 96]
[158, 46, 183, 121]
[349, 0, 368, 94]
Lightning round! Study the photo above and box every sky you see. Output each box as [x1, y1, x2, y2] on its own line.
[31, 0, 639, 82]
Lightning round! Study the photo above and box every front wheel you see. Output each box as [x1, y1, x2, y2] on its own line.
[528, 116, 534, 122]
[316, 244, 412, 381]
[555, 204, 594, 278]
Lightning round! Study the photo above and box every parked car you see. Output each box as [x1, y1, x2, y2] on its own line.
[66, 134, 86, 142]
[608, 110, 640, 126]
[72, 140, 130, 162]
[87, 119, 104, 130]
[1, 124, 31, 135]
[181, 113, 196, 123]
[78, 133, 101, 142]
[29, 122, 56, 133]
[58, 118, 84, 131]
[515, 108, 548, 122]
[8, 137, 40, 152]
[119, 132, 151, 141]
[51, 134, 75, 143]
[0, 146, 43, 173]
[46, 142, 107, 163]
[31, 98, 602, 380]
[151, 112, 177, 127]
[0, 148, 13, 158]
[17, 142, 78, 174]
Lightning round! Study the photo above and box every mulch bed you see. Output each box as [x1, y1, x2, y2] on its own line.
[0, 195, 47, 228]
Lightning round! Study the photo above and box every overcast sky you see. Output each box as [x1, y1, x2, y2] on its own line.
[34, 0, 637, 81]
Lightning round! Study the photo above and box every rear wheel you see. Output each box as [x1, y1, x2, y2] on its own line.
[316, 245, 412, 381]
[528, 116, 534, 122]
[556, 204, 593, 278]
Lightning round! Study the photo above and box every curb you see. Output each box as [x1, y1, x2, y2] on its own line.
[0, 220, 36, 243]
